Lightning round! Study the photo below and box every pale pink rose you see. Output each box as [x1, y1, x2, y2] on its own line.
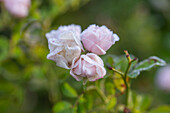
[70, 53, 106, 81]
[56, 25, 82, 41]
[4, 0, 31, 18]
[81, 24, 119, 55]
[46, 25, 83, 69]
[156, 65, 170, 91]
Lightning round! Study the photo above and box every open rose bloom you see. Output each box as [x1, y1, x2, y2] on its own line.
[46, 24, 119, 82]
[4, 0, 31, 18]
[46, 25, 83, 69]
[81, 24, 119, 55]
[70, 53, 106, 81]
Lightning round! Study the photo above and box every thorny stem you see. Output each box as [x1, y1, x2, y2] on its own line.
[124, 50, 136, 108]
[108, 50, 137, 110]
[124, 62, 131, 106]
[124, 50, 131, 107]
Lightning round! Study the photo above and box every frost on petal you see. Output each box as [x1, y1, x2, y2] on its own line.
[47, 48, 70, 69]
[55, 55, 70, 69]
[59, 31, 84, 50]
[113, 34, 120, 43]
[70, 58, 83, 81]
[48, 38, 62, 52]
[65, 45, 81, 65]
[70, 69, 83, 81]
[46, 47, 62, 61]
[46, 25, 82, 69]
[91, 44, 106, 55]
[58, 24, 82, 41]
[87, 53, 104, 66]
[70, 53, 106, 82]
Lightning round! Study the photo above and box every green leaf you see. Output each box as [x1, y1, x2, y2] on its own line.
[149, 105, 170, 113]
[53, 101, 72, 113]
[106, 82, 116, 95]
[86, 94, 93, 111]
[78, 95, 85, 104]
[0, 36, 9, 62]
[107, 97, 117, 110]
[128, 56, 166, 78]
[103, 54, 137, 72]
[61, 82, 78, 98]
[113, 73, 125, 92]
[128, 91, 152, 112]
[138, 95, 152, 111]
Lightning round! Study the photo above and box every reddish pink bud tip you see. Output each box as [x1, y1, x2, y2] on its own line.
[106, 64, 113, 70]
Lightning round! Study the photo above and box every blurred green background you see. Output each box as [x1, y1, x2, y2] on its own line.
[0, 0, 170, 113]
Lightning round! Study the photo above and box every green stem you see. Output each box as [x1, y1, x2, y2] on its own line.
[124, 62, 131, 106]
[111, 68, 124, 77]
[73, 93, 84, 107]
[123, 50, 133, 107]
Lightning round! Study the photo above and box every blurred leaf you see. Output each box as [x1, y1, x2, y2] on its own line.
[149, 105, 170, 113]
[104, 55, 114, 67]
[0, 82, 24, 113]
[114, 55, 137, 72]
[0, 36, 9, 62]
[61, 82, 78, 98]
[128, 91, 152, 112]
[128, 56, 166, 78]
[53, 101, 73, 113]
[78, 95, 85, 104]
[85, 94, 93, 111]
[78, 102, 86, 113]
[106, 82, 116, 95]
[113, 73, 125, 93]
[21, 19, 41, 36]
[138, 95, 152, 112]
[107, 97, 117, 110]
[1, 59, 22, 79]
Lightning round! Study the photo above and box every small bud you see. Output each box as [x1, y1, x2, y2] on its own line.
[152, 58, 158, 62]
[133, 57, 137, 61]
[126, 54, 130, 58]
[124, 50, 131, 62]
[121, 84, 126, 88]
[106, 64, 113, 70]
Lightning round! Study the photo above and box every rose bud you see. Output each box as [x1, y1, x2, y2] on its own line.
[4, 0, 31, 18]
[46, 25, 83, 69]
[70, 53, 106, 81]
[81, 24, 119, 55]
